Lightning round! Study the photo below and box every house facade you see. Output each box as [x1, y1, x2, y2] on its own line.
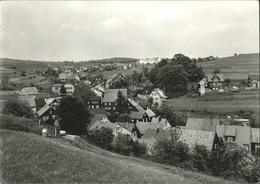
[248, 73, 259, 88]
[51, 83, 74, 96]
[102, 89, 127, 111]
[216, 125, 251, 152]
[105, 73, 124, 88]
[85, 96, 101, 109]
[207, 74, 224, 92]
[149, 88, 167, 107]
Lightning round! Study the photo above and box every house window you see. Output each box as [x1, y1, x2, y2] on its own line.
[227, 136, 234, 142]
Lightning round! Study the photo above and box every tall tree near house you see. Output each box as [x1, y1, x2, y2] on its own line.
[3, 99, 33, 118]
[116, 91, 129, 114]
[73, 82, 96, 105]
[57, 96, 91, 135]
[157, 65, 188, 97]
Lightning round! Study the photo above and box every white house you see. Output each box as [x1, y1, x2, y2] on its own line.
[139, 57, 162, 65]
[149, 88, 167, 107]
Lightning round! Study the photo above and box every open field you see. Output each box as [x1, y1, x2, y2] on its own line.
[168, 90, 259, 114]
[0, 129, 243, 184]
[199, 53, 259, 80]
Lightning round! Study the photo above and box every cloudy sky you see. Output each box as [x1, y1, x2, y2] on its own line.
[0, 1, 259, 61]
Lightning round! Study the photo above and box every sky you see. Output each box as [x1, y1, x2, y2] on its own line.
[0, 1, 259, 61]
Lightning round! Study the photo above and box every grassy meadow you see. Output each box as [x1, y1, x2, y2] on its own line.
[0, 128, 244, 184]
[168, 90, 259, 113]
[199, 53, 259, 80]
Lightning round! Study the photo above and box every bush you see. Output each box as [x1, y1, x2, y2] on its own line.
[152, 129, 190, 165]
[191, 145, 210, 172]
[112, 134, 131, 156]
[87, 128, 114, 151]
[3, 100, 33, 118]
[132, 141, 146, 157]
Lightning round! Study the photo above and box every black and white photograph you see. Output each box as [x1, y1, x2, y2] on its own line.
[0, 1, 259, 183]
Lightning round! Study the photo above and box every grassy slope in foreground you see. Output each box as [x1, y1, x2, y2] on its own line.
[0, 130, 242, 184]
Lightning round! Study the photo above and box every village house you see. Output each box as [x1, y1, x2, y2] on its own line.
[18, 87, 39, 98]
[51, 83, 75, 96]
[198, 74, 225, 95]
[105, 73, 124, 88]
[248, 73, 259, 88]
[216, 125, 251, 152]
[85, 95, 101, 109]
[149, 88, 167, 107]
[132, 117, 170, 138]
[88, 115, 116, 134]
[36, 98, 61, 136]
[91, 76, 104, 88]
[102, 89, 127, 111]
[138, 57, 162, 65]
[115, 122, 135, 137]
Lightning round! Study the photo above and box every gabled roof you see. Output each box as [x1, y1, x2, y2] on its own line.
[36, 103, 52, 117]
[185, 118, 220, 132]
[135, 122, 158, 134]
[103, 89, 127, 103]
[207, 74, 224, 82]
[18, 95, 36, 107]
[129, 111, 145, 120]
[88, 118, 116, 132]
[19, 87, 38, 96]
[248, 73, 259, 80]
[128, 98, 145, 112]
[142, 128, 171, 142]
[145, 108, 156, 117]
[251, 128, 260, 143]
[151, 117, 171, 130]
[90, 113, 108, 125]
[178, 128, 216, 151]
[117, 122, 134, 132]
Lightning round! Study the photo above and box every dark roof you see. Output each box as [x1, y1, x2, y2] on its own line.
[128, 98, 145, 112]
[185, 118, 220, 132]
[117, 122, 135, 132]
